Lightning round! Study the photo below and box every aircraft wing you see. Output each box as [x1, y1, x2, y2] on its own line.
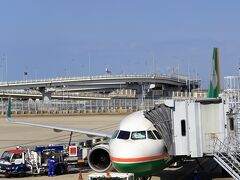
[5, 99, 112, 138]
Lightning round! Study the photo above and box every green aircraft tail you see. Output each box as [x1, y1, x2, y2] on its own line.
[207, 48, 221, 98]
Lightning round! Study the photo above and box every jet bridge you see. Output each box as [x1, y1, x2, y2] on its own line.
[144, 99, 226, 157]
[145, 99, 240, 179]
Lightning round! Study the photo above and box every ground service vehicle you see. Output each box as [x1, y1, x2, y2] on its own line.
[0, 145, 68, 177]
[65, 145, 90, 166]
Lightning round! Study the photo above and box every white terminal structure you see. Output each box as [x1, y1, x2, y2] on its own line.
[146, 89, 240, 179]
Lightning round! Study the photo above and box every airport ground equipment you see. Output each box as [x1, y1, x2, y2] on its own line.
[88, 172, 134, 180]
[0, 149, 26, 177]
[0, 145, 68, 177]
[65, 145, 90, 166]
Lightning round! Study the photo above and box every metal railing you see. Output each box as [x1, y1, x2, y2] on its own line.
[0, 99, 165, 115]
[213, 136, 240, 179]
[0, 89, 136, 99]
[0, 74, 189, 85]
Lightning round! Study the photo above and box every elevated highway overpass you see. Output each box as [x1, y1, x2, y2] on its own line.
[0, 74, 200, 100]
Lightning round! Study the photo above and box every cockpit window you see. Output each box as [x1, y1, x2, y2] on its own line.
[111, 130, 119, 139]
[147, 131, 156, 139]
[153, 130, 162, 139]
[131, 131, 146, 140]
[117, 130, 130, 140]
[1, 151, 12, 162]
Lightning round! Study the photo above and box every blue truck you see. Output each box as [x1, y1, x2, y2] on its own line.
[0, 145, 68, 177]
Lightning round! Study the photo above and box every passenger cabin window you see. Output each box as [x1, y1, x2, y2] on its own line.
[147, 131, 156, 139]
[117, 130, 130, 140]
[131, 131, 146, 140]
[153, 130, 162, 139]
[181, 120, 186, 136]
[111, 130, 119, 139]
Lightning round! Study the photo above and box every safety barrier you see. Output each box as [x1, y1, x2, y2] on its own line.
[0, 99, 164, 115]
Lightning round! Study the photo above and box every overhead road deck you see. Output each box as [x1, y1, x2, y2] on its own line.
[0, 74, 197, 90]
[0, 74, 200, 100]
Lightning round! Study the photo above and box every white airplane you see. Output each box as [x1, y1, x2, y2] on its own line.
[5, 100, 173, 178]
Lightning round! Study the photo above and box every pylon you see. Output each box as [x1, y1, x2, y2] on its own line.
[106, 171, 111, 177]
[78, 171, 83, 180]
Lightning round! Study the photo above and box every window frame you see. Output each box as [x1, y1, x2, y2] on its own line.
[111, 130, 119, 139]
[153, 130, 162, 139]
[117, 130, 130, 140]
[131, 131, 146, 140]
[147, 130, 156, 140]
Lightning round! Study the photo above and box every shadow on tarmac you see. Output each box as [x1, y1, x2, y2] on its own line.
[157, 157, 232, 180]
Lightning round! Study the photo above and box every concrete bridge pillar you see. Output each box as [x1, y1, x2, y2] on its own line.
[43, 91, 52, 101]
[38, 87, 55, 101]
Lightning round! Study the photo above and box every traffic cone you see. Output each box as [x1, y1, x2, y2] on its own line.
[106, 171, 111, 177]
[78, 171, 83, 180]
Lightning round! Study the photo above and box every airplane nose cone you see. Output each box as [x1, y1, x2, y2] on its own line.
[109, 139, 170, 176]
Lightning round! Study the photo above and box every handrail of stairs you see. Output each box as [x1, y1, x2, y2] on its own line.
[213, 136, 240, 179]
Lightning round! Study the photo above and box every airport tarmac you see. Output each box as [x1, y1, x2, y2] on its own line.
[0, 114, 234, 180]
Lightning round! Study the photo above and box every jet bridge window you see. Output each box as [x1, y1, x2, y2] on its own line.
[181, 120, 186, 136]
[131, 131, 146, 140]
[117, 130, 130, 140]
[230, 117, 234, 131]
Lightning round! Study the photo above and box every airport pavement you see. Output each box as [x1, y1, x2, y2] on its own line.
[0, 114, 234, 180]
[0, 114, 125, 153]
[0, 114, 124, 180]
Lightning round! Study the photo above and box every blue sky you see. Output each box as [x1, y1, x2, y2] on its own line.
[0, 1, 240, 88]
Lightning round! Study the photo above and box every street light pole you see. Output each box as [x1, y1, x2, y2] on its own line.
[88, 54, 91, 77]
